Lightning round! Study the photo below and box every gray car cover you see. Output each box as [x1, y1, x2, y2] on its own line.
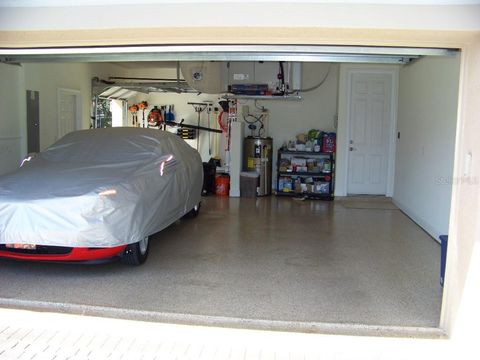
[0, 128, 203, 248]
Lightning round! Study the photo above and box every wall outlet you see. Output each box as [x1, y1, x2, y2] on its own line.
[242, 105, 249, 115]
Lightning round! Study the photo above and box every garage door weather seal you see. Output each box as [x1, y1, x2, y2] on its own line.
[0, 298, 446, 340]
[0, 44, 458, 64]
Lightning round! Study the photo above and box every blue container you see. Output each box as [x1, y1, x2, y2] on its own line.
[440, 235, 448, 287]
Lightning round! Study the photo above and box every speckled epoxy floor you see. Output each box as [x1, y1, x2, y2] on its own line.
[0, 196, 442, 329]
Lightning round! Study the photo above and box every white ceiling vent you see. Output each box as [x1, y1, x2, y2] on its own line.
[180, 61, 225, 94]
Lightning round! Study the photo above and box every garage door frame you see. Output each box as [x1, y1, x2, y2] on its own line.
[0, 44, 456, 64]
[0, 33, 478, 339]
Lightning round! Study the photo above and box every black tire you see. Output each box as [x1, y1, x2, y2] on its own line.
[184, 202, 201, 219]
[121, 236, 149, 266]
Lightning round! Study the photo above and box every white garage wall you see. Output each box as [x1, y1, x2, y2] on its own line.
[22, 62, 132, 150]
[0, 63, 25, 175]
[0, 62, 131, 163]
[23, 62, 93, 150]
[257, 63, 339, 187]
[121, 63, 338, 180]
[4, 61, 337, 170]
[394, 55, 461, 240]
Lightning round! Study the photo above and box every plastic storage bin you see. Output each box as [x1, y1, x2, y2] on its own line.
[240, 171, 259, 198]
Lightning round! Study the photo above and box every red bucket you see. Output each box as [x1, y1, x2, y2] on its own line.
[215, 174, 230, 196]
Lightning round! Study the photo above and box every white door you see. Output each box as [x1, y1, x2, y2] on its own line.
[58, 90, 79, 139]
[347, 72, 393, 195]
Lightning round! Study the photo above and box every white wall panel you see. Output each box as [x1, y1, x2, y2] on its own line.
[0, 63, 24, 175]
[394, 55, 461, 240]
[23, 63, 92, 149]
[0, 137, 22, 175]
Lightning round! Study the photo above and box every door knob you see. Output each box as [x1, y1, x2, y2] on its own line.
[349, 147, 356, 151]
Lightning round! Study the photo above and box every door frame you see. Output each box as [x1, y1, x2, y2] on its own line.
[26, 89, 40, 154]
[336, 64, 399, 197]
[57, 88, 82, 140]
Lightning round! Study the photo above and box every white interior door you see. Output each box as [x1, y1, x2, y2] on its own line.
[347, 72, 393, 195]
[58, 89, 80, 139]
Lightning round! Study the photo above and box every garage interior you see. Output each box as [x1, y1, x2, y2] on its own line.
[0, 46, 461, 335]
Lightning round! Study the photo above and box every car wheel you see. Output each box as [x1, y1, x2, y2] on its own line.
[184, 202, 201, 219]
[121, 236, 149, 266]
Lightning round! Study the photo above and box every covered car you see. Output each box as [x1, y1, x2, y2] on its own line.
[0, 127, 203, 265]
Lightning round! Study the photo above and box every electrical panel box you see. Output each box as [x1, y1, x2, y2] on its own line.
[228, 62, 255, 84]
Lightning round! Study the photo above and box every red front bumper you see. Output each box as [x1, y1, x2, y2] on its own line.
[0, 245, 127, 262]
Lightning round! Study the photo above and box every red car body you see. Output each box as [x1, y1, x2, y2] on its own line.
[0, 245, 127, 263]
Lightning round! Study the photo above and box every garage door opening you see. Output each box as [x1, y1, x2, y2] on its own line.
[0, 45, 461, 337]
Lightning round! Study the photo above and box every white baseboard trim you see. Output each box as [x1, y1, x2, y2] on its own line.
[392, 198, 442, 243]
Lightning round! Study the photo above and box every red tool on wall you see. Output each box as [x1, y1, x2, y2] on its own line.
[217, 99, 236, 152]
[138, 101, 149, 128]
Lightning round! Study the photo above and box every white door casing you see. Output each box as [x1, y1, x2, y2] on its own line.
[347, 72, 392, 195]
[335, 64, 400, 196]
[57, 88, 82, 140]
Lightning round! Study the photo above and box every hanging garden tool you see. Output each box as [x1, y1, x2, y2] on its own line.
[138, 101, 149, 128]
[188, 102, 208, 150]
[206, 104, 212, 155]
[165, 105, 172, 122]
[128, 104, 139, 126]
[211, 107, 220, 159]
[166, 119, 222, 134]
[218, 99, 235, 152]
